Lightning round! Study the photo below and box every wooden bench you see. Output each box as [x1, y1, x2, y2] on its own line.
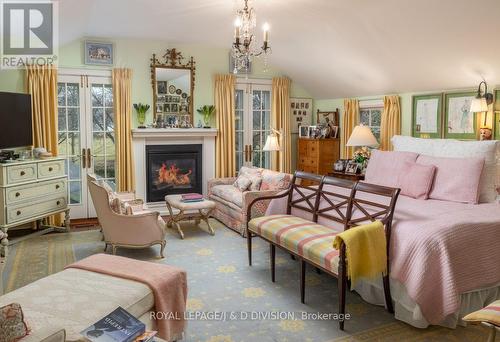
[246, 171, 400, 330]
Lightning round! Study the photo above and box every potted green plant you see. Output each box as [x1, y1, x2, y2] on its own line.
[133, 103, 150, 128]
[196, 105, 215, 128]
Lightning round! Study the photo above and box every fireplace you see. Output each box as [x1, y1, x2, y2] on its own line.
[146, 144, 202, 202]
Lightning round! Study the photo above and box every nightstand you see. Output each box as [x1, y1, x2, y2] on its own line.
[327, 171, 365, 181]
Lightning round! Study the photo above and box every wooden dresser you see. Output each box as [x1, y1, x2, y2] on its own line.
[0, 158, 70, 230]
[297, 138, 340, 179]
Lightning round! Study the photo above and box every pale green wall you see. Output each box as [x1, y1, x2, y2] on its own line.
[0, 38, 312, 127]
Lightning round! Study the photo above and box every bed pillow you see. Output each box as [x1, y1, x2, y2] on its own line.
[364, 150, 419, 188]
[398, 161, 436, 199]
[392, 136, 499, 203]
[416, 155, 485, 204]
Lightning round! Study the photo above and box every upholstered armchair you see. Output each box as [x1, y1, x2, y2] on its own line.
[87, 174, 140, 212]
[0, 230, 7, 294]
[88, 180, 167, 258]
[208, 167, 292, 236]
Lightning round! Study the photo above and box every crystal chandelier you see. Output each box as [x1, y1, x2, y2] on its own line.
[231, 0, 271, 74]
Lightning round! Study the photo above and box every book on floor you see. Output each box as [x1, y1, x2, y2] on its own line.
[80, 306, 146, 342]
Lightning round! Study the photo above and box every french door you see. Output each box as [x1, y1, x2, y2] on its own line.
[235, 80, 272, 171]
[57, 71, 115, 219]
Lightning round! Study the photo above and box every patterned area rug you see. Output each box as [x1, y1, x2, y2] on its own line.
[3, 220, 494, 342]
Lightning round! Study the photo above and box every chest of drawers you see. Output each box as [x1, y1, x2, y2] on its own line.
[0, 158, 69, 228]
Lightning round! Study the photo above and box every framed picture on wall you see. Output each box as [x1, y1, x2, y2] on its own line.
[412, 94, 443, 138]
[444, 91, 477, 139]
[290, 98, 313, 133]
[84, 41, 114, 65]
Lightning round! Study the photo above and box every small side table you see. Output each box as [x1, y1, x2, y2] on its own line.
[327, 171, 365, 181]
[165, 195, 216, 239]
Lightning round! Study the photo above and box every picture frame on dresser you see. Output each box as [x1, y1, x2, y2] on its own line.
[444, 91, 477, 140]
[412, 93, 443, 138]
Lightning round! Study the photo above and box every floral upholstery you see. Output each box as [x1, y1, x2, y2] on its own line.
[208, 169, 292, 236]
[0, 302, 29, 342]
[248, 214, 341, 274]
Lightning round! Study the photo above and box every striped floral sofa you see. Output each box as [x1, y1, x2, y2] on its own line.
[246, 171, 400, 330]
[208, 167, 292, 236]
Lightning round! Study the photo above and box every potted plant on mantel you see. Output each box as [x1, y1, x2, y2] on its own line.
[196, 105, 215, 128]
[133, 103, 150, 129]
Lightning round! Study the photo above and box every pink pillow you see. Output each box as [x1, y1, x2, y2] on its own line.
[416, 155, 485, 204]
[398, 161, 436, 199]
[365, 150, 419, 188]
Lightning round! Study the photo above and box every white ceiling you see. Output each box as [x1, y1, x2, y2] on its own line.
[58, 0, 500, 98]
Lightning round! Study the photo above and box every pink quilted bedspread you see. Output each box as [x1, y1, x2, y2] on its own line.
[266, 193, 500, 324]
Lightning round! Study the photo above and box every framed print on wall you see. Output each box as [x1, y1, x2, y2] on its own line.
[412, 94, 443, 138]
[444, 91, 477, 140]
[84, 41, 114, 65]
[290, 98, 313, 133]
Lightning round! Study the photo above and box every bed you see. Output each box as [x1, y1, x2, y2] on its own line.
[266, 136, 500, 328]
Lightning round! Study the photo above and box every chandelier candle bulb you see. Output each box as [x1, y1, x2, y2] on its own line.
[263, 23, 270, 42]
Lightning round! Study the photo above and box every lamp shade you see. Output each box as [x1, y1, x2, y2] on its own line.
[263, 134, 280, 151]
[470, 97, 488, 113]
[346, 125, 378, 147]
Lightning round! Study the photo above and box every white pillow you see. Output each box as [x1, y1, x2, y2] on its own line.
[233, 175, 252, 191]
[391, 136, 499, 203]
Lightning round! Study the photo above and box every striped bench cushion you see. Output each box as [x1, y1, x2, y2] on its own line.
[463, 299, 500, 327]
[248, 215, 341, 274]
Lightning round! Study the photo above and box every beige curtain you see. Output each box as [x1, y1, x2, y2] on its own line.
[112, 69, 135, 192]
[380, 95, 401, 151]
[271, 77, 292, 173]
[214, 74, 236, 178]
[341, 99, 359, 159]
[26, 65, 58, 151]
[26, 65, 60, 224]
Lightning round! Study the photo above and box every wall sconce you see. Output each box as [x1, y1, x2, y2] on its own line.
[470, 80, 493, 140]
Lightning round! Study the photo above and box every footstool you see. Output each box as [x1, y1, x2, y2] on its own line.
[165, 195, 216, 239]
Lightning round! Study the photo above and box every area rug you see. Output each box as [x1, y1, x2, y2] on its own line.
[3, 220, 493, 342]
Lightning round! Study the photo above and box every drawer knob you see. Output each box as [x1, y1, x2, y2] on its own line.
[56, 184, 60, 189]
[15, 192, 20, 197]
[20, 171, 25, 176]
[16, 210, 21, 216]
[49, 167, 53, 172]
[56, 201, 61, 205]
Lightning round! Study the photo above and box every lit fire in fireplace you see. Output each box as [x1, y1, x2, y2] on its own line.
[157, 163, 192, 186]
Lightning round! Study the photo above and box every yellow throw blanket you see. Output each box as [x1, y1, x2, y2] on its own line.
[333, 220, 387, 289]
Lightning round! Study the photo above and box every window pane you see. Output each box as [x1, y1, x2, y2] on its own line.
[253, 132, 261, 150]
[93, 108, 104, 131]
[236, 152, 243, 171]
[105, 108, 114, 131]
[93, 156, 105, 177]
[262, 110, 270, 130]
[58, 133, 67, 156]
[68, 156, 81, 180]
[236, 131, 243, 152]
[57, 84, 65, 106]
[91, 85, 103, 107]
[67, 132, 80, 156]
[69, 181, 81, 204]
[106, 157, 115, 178]
[253, 111, 260, 130]
[235, 90, 244, 110]
[58, 108, 66, 132]
[262, 91, 270, 110]
[67, 84, 79, 106]
[252, 91, 261, 110]
[104, 85, 113, 107]
[67, 107, 79, 131]
[372, 127, 381, 141]
[252, 152, 261, 167]
[360, 110, 370, 125]
[235, 111, 243, 130]
[93, 132, 105, 155]
[105, 133, 115, 155]
[262, 151, 270, 169]
[371, 109, 382, 126]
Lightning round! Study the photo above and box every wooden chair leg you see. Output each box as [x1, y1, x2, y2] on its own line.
[338, 246, 347, 331]
[247, 230, 252, 266]
[383, 274, 394, 313]
[300, 260, 306, 304]
[270, 244, 276, 282]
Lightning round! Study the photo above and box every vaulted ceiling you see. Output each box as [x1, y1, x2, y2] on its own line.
[59, 0, 500, 98]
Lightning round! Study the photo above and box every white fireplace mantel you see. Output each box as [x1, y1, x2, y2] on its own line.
[132, 128, 218, 210]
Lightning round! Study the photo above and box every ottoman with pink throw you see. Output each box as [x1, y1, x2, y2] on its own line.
[0, 254, 187, 342]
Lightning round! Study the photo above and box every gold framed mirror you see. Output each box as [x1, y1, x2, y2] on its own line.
[150, 48, 196, 126]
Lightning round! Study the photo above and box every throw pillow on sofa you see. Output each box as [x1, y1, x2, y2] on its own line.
[233, 175, 252, 191]
[416, 155, 485, 204]
[239, 166, 263, 190]
[0, 303, 30, 342]
[364, 150, 419, 188]
[261, 169, 291, 191]
[398, 161, 436, 199]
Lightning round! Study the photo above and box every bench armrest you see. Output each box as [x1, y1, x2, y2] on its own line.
[245, 189, 291, 223]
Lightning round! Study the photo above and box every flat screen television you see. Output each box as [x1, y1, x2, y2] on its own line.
[0, 92, 33, 149]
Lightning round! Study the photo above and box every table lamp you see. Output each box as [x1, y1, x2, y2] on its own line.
[263, 129, 281, 151]
[346, 124, 378, 170]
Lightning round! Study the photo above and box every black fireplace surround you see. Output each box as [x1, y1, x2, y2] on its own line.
[146, 144, 202, 202]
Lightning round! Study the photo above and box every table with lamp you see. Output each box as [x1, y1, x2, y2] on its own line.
[328, 124, 379, 181]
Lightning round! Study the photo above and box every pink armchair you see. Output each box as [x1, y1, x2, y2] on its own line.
[88, 180, 166, 258]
